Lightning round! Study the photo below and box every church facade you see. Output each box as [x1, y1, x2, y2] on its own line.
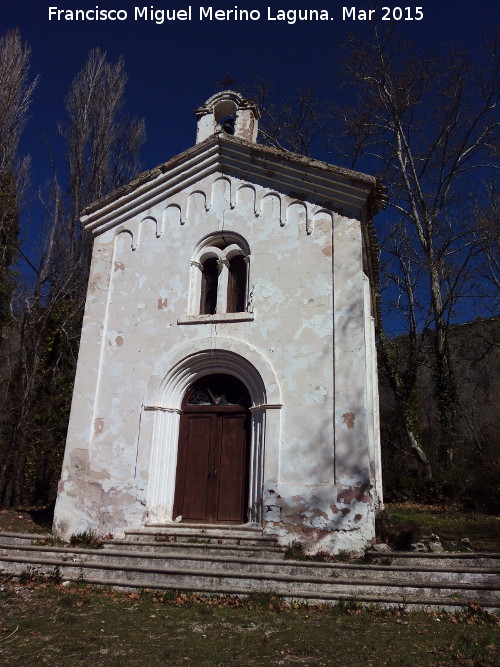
[53, 91, 384, 554]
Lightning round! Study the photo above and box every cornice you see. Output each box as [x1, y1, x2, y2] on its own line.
[81, 134, 386, 235]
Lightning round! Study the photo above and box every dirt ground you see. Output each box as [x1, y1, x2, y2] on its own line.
[0, 578, 498, 666]
[0, 508, 52, 535]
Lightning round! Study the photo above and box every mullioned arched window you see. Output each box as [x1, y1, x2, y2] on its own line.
[189, 232, 251, 317]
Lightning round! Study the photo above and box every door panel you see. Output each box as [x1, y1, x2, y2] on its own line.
[174, 410, 248, 524]
[216, 415, 247, 522]
[174, 414, 213, 522]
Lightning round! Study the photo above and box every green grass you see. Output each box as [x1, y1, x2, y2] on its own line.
[0, 577, 498, 666]
[384, 503, 500, 551]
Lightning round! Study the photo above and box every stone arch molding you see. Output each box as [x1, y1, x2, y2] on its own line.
[143, 338, 282, 525]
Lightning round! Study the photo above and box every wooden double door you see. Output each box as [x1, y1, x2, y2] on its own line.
[173, 375, 250, 524]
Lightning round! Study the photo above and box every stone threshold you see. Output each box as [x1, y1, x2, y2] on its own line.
[142, 522, 262, 531]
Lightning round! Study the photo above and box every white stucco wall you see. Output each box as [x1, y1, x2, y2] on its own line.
[54, 147, 381, 554]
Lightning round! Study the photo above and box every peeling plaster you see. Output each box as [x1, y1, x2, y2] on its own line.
[308, 386, 327, 405]
[53, 98, 382, 551]
[342, 412, 356, 429]
[337, 483, 372, 505]
[94, 418, 104, 435]
[321, 245, 333, 257]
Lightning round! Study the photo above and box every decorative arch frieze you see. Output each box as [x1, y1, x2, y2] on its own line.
[286, 201, 309, 234]
[312, 209, 334, 238]
[110, 178, 337, 250]
[211, 176, 234, 213]
[313, 209, 334, 224]
[186, 191, 208, 224]
[114, 227, 137, 252]
[236, 184, 259, 217]
[163, 203, 185, 229]
[138, 216, 161, 246]
[260, 191, 283, 226]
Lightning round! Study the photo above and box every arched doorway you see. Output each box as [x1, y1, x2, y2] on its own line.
[173, 374, 251, 524]
[143, 341, 282, 525]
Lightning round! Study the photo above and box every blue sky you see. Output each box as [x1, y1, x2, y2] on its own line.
[2, 0, 499, 323]
[4, 0, 497, 182]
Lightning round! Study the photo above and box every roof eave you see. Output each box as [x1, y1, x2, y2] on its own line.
[81, 134, 386, 235]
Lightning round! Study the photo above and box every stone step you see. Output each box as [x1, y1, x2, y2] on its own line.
[0, 542, 499, 612]
[1, 543, 498, 586]
[0, 552, 498, 612]
[41, 573, 500, 613]
[126, 524, 277, 547]
[105, 539, 284, 559]
[0, 531, 48, 545]
[366, 550, 500, 569]
[114, 539, 500, 577]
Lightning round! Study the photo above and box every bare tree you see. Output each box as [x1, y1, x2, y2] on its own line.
[0, 29, 37, 335]
[339, 28, 499, 469]
[473, 186, 500, 308]
[215, 41, 498, 499]
[0, 47, 145, 508]
[378, 221, 433, 479]
[57, 47, 145, 301]
[252, 81, 331, 156]
[0, 30, 38, 173]
[0, 29, 38, 505]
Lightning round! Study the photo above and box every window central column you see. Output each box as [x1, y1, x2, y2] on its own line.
[215, 259, 230, 314]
